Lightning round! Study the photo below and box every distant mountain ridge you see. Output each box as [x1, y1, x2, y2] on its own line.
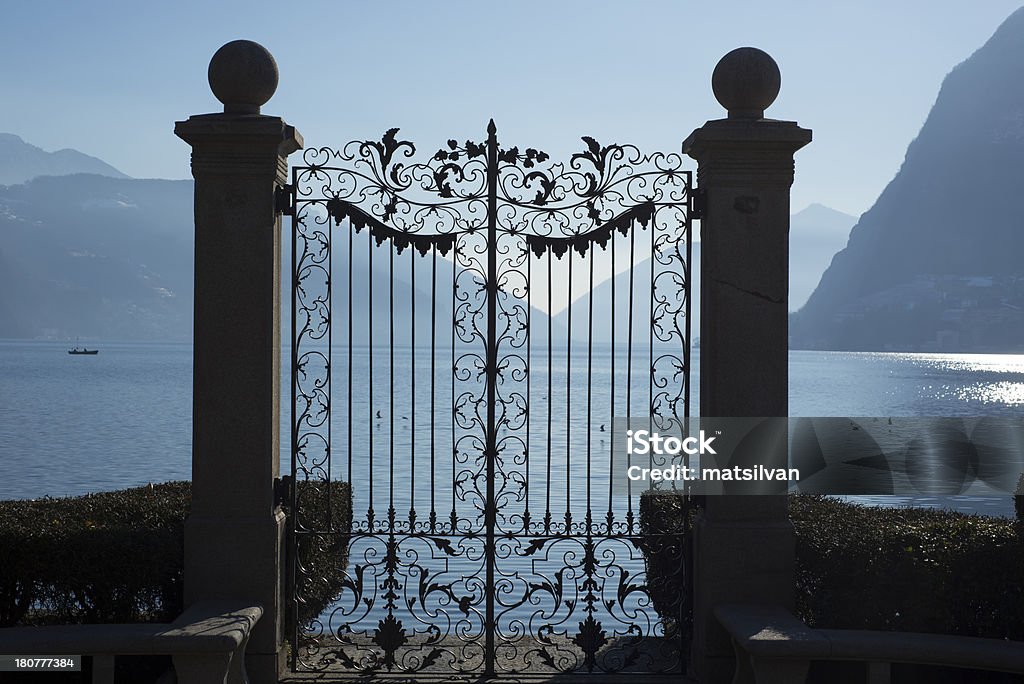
[792, 8, 1024, 352]
[553, 203, 856, 340]
[0, 133, 127, 185]
[789, 204, 857, 311]
[0, 135, 854, 343]
[0, 174, 193, 340]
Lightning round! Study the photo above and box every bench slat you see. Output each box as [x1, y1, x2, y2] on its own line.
[821, 628, 1024, 674]
[0, 624, 164, 654]
[157, 601, 262, 653]
[716, 603, 1024, 679]
[715, 604, 831, 659]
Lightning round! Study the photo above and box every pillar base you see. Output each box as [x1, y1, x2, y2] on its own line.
[688, 511, 796, 684]
[184, 510, 286, 684]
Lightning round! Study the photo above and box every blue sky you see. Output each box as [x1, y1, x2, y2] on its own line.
[2, 0, 1022, 216]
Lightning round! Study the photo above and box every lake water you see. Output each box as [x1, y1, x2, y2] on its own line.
[1, 340, 1023, 518]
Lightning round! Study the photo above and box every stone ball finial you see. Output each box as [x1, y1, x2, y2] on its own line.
[711, 47, 781, 119]
[207, 40, 279, 114]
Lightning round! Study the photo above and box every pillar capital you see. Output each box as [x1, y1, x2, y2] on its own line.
[684, 119, 811, 189]
[175, 114, 302, 179]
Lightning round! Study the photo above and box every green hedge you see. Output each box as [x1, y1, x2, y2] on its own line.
[0, 480, 352, 634]
[792, 495, 1024, 638]
[639, 494, 1024, 639]
[284, 479, 353, 632]
[0, 482, 189, 627]
[638, 490, 694, 638]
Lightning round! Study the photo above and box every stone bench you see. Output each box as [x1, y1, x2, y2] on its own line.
[715, 603, 1024, 684]
[0, 601, 261, 684]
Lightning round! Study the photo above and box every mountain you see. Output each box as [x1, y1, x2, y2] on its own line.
[553, 248, 700, 350]
[0, 131, 848, 345]
[307, 235, 564, 348]
[551, 204, 854, 342]
[792, 8, 1024, 352]
[0, 133, 127, 185]
[789, 204, 857, 311]
[0, 174, 194, 340]
[0, 165, 561, 343]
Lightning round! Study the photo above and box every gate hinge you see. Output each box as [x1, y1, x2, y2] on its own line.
[275, 474, 294, 509]
[691, 187, 706, 220]
[275, 184, 295, 216]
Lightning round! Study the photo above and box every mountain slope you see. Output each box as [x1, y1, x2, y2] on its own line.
[551, 203, 855, 341]
[0, 135, 852, 344]
[792, 8, 1024, 351]
[553, 250, 699, 349]
[0, 174, 194, 340]
[789, 204, 857, 311]
[0, 134, 127, 185]
[302, 237, 564, 347]
[0, 171, 561, 343]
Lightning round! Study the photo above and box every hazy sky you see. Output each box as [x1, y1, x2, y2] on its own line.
[2, 1, 1022, 217]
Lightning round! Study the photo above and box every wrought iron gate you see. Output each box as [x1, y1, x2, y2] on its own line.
[287, 121, 694, 679]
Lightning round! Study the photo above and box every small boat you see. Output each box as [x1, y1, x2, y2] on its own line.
[68, 348, 99, 355]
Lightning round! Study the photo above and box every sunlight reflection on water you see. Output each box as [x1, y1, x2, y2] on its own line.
[885, 353, 1024, 407]
[943, 381, 1024, 405]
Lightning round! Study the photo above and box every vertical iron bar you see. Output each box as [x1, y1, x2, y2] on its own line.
[650, 212, 656, 481]
[585, 245, 598, 672]
[607, 231, 615, 529]
[386, 238, 397, 624]
[565, 249, 572, 531]
[587, 248, 594, 523]
[451, 249, 457, 533]
[430, 245, 437, 532]
[368, 229, 374, 530]
[348, 218, 354, 489]
[545, 250, 553, 533]
[327, 205, 333, 531]
[686, 175, 693, 420]
[410, 252, 416, 528]
[626, 223, 636, 531]
[484, 120, 498, 678]
[525, 255, 531, 533]
[389, 241, 395, 530]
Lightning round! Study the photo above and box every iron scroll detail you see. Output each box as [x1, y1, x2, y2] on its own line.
[290, 122, 693, 678]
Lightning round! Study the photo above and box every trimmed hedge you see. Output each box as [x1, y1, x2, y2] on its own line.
[284, 480, 353, 631]
[791, 495, 1024, 638]
[638, 490, 694, 638]
[639, 494, 1024, 639]
[0, 482, 189, 627]
[0, 480, 352, 634]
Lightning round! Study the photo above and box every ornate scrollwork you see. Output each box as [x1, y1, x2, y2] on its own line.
[291, 123, 692, 677]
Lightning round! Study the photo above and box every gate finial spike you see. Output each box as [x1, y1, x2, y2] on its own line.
[487, 119, 497, 135]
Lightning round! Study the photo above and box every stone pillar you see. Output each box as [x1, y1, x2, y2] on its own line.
[175, 40, 302, 684]
[683, 48, 811, 683]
